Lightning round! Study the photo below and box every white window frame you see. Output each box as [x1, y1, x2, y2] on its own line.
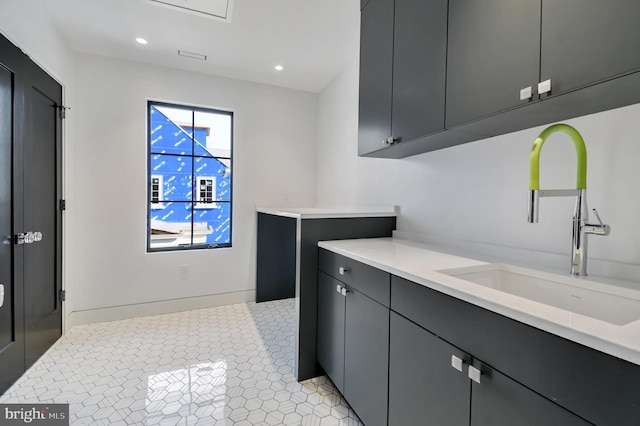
[195, 176, 216, 208]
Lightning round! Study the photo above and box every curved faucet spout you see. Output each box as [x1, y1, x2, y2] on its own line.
[529, 123, 587, 191]
[526, 123, 609, 276]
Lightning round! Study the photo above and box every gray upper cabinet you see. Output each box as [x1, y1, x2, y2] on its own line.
[358, 0, 393, 155]
[359, 0, 448, 156]
[540, 0, 640, 97]
[446, 0, 541, 128]
[361, 0, 640, 158]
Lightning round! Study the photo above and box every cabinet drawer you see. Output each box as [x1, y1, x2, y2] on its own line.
[319, 248, 390, 306]
[391, 275, 640, 426]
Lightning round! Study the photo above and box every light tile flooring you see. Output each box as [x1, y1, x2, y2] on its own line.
[0, 299, 363, 425]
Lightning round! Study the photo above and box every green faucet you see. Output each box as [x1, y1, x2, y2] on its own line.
[527, 123, 609, 276]
[529, 123, 587, 191]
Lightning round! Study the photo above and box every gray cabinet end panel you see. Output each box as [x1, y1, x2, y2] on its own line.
[256, 213, 297, 303]
[296, 216, 395, 381]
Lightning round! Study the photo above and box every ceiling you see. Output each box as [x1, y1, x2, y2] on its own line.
[40, 0, 361, 93]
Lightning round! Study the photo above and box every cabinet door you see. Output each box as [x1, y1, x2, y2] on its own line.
[541, 0, 640, 97]
[358, 0, 394, 155]
[391, 0, 447, 143]
[446, 0, 541, 127]
[389, 312, 470, 426]
[344, 288, 389, 426]
[470, 361, 592, 426]
[317, 272, 346, 393]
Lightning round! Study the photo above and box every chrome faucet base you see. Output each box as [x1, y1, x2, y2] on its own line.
[529, 188, 609, 277]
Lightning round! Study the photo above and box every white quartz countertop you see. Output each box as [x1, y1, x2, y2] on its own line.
[318, 237, 640, 366]
[256, 205, 397, 219]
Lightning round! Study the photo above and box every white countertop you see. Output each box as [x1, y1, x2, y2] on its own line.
[256, 205, 397, 219]
[318, 237, 640, 366]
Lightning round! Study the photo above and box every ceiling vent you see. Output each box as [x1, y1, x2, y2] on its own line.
[148, 0, 234, 22]
[178, 50, 207, 61]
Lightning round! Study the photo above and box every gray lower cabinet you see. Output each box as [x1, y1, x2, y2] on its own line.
[317, 250, 390, 426]
[390, 312, 591, 426]
[317, 272, 346, 393]
[389, 312, 470, 426]
[343, 285, 389, 426]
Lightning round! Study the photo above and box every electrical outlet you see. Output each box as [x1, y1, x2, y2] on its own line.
[179, 265, 189, 280]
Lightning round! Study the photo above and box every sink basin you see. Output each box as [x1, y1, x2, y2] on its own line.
[439, 264, 640, 325]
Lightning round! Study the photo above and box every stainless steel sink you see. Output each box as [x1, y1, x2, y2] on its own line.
[439, 264, 640, 325]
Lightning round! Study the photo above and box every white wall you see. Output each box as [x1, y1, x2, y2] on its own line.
[316, 57, 640, 271]
[0, 0, 77, 327]
[67, 53, 317, 325]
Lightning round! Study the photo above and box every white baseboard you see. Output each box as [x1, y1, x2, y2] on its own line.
[65, 290, 256, 332]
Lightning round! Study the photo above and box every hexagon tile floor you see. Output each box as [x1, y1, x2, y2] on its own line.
[0, 299, 364, 425]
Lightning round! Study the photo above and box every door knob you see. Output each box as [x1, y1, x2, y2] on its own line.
[0, 284, 4, 307]
[15, 231, 42, 245]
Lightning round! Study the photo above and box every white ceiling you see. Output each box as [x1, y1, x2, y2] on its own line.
[41, 0, 361, 93]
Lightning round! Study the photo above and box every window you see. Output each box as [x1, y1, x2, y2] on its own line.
[147, 101, 233, 251]
[150, 174, 164, 208]
[195, 176, 216, 208]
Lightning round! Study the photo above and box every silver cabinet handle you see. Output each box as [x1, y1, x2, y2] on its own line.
[520, 86, 533, 100]
[468, 365, 482, 384]
[336, 284, 342, 293]
[339, 267, 349, 275]
[341, 287, 349, 297]
[0, 283, 4, 307]
[538, 79, 552, 95]
[451, 355, 464, 372]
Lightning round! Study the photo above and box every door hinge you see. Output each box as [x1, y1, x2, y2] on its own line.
[59, 199, 66, 211]
[58, 290, 66, 302]
[58, 105, 69, 119]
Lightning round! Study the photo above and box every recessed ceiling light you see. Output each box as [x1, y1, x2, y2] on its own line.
[275, 65, 284, 71]
[136, 38, 148, 45]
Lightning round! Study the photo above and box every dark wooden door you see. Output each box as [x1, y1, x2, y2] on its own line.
[389, 312, 471, 426]
[23, 59, 62, 369]
[0, 36, 26, 395]
[446, 0, 541, 127]
[0, 34, 62, 394]
[343, 288, 388, 426]
[541, 0, 640, 97]
[316, 272, 345, 393]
